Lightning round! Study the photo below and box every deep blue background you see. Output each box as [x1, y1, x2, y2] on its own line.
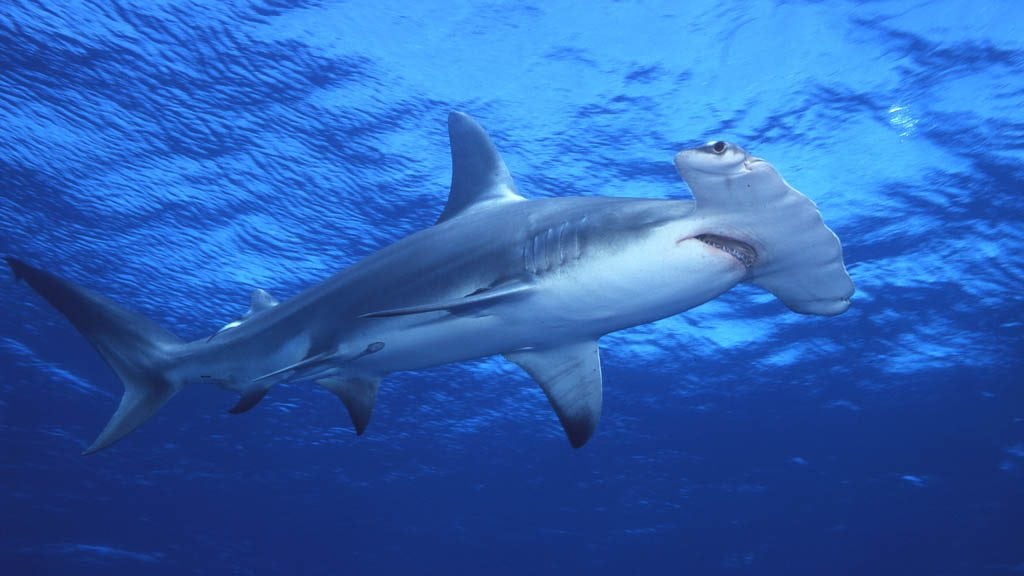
[2, 1, 1022, 574]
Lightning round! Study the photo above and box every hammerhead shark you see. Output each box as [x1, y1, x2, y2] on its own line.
[7, 112, 853, 454]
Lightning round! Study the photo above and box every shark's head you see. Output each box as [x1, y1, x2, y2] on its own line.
[672, 141, 854, 316]
[675, 141, 756, 176]
[670, 141, 764, 271]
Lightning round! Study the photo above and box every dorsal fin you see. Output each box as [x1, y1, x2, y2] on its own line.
[207, 289, 279, 342]
[436, 112, 525, 224]
[249, 288, 278, 313]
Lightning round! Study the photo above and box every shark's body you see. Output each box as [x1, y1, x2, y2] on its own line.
[7, 113, 854, 454]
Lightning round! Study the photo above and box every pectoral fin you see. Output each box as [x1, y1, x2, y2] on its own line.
[359, 282, 532, 319]
[253, 342, 385, 384]
[317, 376, 382, 435]
[253, 352, 332, 383]
[505, 341, 603, 448]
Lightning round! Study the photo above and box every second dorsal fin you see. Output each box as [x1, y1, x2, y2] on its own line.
[436, 112, 524, 224]
[248, 288, 278, 313]
[207, 289, 280, 342]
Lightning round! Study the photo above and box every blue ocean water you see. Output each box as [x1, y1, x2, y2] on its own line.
[1, 0, 1022, 574]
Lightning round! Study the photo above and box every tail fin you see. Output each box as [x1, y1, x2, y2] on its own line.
[6, 257, 185, 454]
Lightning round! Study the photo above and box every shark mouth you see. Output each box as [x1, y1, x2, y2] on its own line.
[696, 234, 757, 268]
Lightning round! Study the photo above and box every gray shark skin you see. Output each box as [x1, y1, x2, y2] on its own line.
[6, 112, 854, 454]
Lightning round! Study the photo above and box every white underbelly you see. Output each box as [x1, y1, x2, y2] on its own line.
[350, 236, 746, 375]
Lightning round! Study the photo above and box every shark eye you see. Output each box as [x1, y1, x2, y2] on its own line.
[712, 141, 727, 154]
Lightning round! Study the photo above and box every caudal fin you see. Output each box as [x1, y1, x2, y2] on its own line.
[6, 257, 185, 454]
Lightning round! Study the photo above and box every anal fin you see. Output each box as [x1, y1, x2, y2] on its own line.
[504, 341, 603, 448]
[316, 376, 382, 435]
[228, 388, 269, 414]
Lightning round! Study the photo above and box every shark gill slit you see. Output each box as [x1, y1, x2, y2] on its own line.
[523, 219, 584, 275]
